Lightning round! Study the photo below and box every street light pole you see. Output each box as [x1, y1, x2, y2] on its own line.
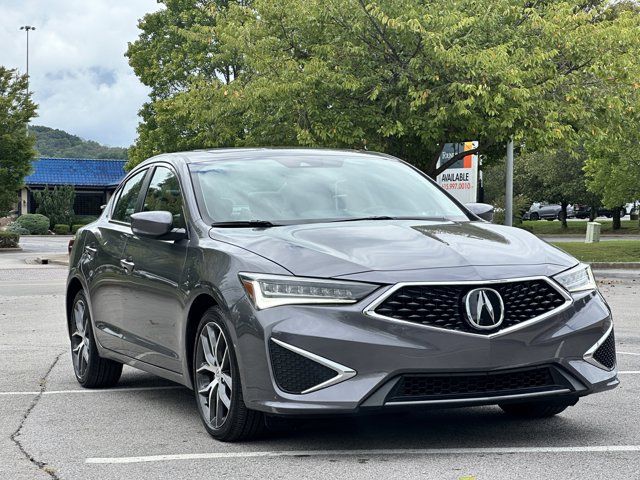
[19, 25, 35, 134]
[19, 25, 35, 91]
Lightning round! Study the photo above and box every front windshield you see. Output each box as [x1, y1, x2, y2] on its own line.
[190, 153, 469, 224]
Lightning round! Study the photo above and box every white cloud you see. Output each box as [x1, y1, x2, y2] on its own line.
[0, 0, 161, 147]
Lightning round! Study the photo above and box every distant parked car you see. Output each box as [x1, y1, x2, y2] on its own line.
[524, 203, 574, 221]
[574, 205, 627, 219]
[624, 202, 639, 216]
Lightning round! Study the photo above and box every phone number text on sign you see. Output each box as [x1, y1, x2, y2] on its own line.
[441, 182, 472, 190]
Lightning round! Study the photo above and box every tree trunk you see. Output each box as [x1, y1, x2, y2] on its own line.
[560, 201, 568, 229]
[589, 205, 597, 222]
[612, 206, 621, 230]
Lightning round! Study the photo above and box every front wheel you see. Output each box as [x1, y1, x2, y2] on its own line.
[69, 290, 123, 388]
[193, 307, 264, 441]
[499, 398, 576, 418]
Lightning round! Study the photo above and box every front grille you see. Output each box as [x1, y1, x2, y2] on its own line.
[372, 279, 566, 334]
[387, 366, 570, 402]
[593, 330, 616, 370]
[269, 340, 337, 394]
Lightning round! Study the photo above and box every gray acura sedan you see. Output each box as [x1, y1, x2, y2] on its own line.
[66, 148, 617, 441]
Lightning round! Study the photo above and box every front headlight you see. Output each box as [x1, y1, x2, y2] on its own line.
[553, 263, 597, 293]
[238, 273, 379, 310]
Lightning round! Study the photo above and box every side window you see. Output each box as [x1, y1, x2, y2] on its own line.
[112, 169, 147, 223]
[143, 166, 186, 229]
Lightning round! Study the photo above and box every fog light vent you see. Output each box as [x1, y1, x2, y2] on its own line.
[592, 330, 616, 370]
[269, 340, 338, 394]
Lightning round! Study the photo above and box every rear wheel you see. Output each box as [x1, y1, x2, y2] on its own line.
[70, 290, 123, 388]
[499, 398, 575, 418]
[193, 307, 264, 441]
[530, 212, 539, 221]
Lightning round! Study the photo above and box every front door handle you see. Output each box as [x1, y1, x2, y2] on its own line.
[84, 245, 97, 256]
[120, 258, 135, 274]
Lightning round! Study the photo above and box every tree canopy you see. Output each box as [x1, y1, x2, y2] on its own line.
[0, 67, 37, 215]
[126, 1, 640, 181]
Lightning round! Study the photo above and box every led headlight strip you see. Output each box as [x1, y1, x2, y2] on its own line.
[239, 272, 379, 310]
[553, 263, 597, 293]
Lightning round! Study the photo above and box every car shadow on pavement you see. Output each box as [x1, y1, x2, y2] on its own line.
[118, 379, 604, 449]
[257, 407, 603, 449]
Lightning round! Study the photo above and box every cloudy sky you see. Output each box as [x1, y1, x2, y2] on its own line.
[0, 0, 161, 147]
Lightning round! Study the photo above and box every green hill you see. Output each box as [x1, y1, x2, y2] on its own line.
[30, 125, 128, 160]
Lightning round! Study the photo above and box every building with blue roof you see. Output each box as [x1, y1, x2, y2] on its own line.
[18, 157, 127, 216]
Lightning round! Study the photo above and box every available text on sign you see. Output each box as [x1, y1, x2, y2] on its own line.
[436, 142, 479, 204]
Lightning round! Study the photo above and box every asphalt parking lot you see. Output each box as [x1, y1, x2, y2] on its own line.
[0, 248, 639, 479]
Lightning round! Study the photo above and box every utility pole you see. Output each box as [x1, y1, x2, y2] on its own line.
[505, 138, 514, 226]
[19, 25, 35, 134]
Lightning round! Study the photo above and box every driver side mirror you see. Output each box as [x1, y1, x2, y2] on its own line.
[130, 211, 187, 240]
[465, 203, 495, 222]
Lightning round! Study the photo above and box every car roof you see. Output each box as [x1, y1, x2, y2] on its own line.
[137, 147, 399, 168]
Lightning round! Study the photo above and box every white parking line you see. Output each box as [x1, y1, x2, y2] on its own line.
[0, 386, 184, 396]
[619, 351, 640, 356]
[86, 445, 640, 464]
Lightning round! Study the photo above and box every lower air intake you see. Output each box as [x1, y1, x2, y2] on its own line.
[593, 330, 616, 370]
[387, 366, 571, 403]
[269, 340, 337, 394]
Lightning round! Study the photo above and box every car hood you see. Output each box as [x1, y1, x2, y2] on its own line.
[209, 220, 577, 278]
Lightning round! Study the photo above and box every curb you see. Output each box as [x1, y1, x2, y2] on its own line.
[590, 262, 640, 270]
[15, 235, 75, 238]
[0, 247, 23, 252]
[25, 255, 69, 266]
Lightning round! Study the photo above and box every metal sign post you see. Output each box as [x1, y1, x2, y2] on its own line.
[505, 138, 514, 226]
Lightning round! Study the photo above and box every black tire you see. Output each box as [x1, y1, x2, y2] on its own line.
[69, 290, 123, 388]
[530, 212, 539, 221]
[499, 398, 575, 418]
[193, 307, 264, 442]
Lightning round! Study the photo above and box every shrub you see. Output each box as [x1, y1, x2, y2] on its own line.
[53, 224, 70, 235]
[0, 231, 20, 248]
[14, 214, 50, 235]
[71, 224, 84, 234]
[491, 195, 530, 226]
[33, 185, 75, 228]
[6, 223, 30, 235]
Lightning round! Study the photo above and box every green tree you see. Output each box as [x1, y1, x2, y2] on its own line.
[583, 56, 640, 229]
[127, 0, 640, 176]
[0, 67, 37, 215]
[585, 138, 640, 229]
[516, 149, 600, 228]
[33, 185, 75, 228]
[30, 125, 128, 159]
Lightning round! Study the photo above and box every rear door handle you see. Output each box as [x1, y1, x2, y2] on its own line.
[120, 258, 135, 274]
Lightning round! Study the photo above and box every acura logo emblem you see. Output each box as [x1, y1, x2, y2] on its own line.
[464, 288, 505, 330]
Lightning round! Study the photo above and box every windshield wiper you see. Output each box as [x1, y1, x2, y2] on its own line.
[211, 220, 280, 228]
[327, 216, 451, 223]
[327, 216, 396, 223]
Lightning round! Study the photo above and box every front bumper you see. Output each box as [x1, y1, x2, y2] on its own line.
[232, 285, 618, 415]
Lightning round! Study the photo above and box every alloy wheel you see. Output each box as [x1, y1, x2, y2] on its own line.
[195, 322, 233, 429]
[70, 298, 90, 378]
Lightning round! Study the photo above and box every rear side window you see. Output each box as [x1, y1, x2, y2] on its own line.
[112, 169, 147, 223]
[143, 166, 186, 229]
